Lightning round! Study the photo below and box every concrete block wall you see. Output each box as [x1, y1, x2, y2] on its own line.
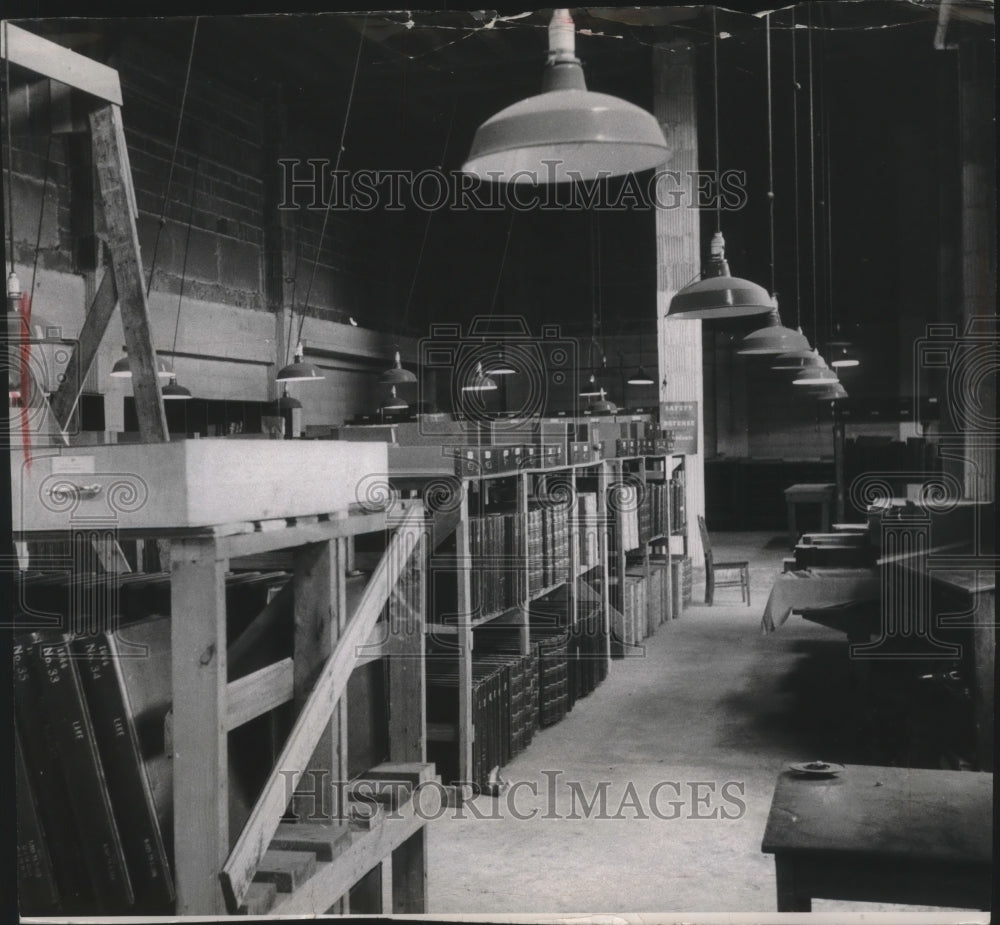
[5, 31, 414, 435]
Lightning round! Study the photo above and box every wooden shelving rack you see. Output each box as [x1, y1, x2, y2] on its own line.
[389, 449, 686, 791]
[16, 488, 433, 917]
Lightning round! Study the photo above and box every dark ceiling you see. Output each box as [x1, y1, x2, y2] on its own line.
[15, 3, 997, 355]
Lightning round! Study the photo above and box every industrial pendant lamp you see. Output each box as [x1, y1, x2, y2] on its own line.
[159, 157, 202, 402]
[382, 385, 409, 411]
[828, 343, 859, 368]
[588, 388, 617, 415]
[737, 305, 811, 356]
[110, 349, 174, 379]
[827, 328, 859, 368]
[668, 9, 772, 321]
[579, 370, 602, 398]
[627, 365, 655, 386]
[813, 380, 848, 401]
[792, 359, 838, 386]
[771, 348, 823, 371]
[484, 345, 516, 376]
[379, 350, 417, 385]
[272, 388, 301, 412]
[161, 377, 192, 400]
[462, 9, 669, 184]
[736, 17, 803, 353]
[276, 17, 366, 391]
[276, 341, 324, 383]
[461, 361, 497, 393]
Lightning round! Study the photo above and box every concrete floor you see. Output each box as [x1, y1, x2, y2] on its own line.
[424, 532, 981, 918]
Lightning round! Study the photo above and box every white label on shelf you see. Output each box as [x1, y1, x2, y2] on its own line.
[51, 455, 95, 474]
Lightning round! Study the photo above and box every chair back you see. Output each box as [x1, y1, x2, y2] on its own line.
[697, 515, 714, 569]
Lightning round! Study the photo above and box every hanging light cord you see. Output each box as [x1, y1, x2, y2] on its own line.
[819, 17, 834, 345]
[397, 99, 455, 342]
[807, 3, 818, 346]
[169, 154, 200, 365]
[489, 211, 515, 313]
[765, 13, 776, 297]
[791, 7, 802, 330]
[711, 6, 722, 235]
[4, 22, 15, 277]
[145, 17, 199, 298]
[29, 137, 54, 302]
[295, 13, 368, 351]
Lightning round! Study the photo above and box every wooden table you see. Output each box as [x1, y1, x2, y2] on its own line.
[784, 483, 836, 546]
[761, 765, 993, 912]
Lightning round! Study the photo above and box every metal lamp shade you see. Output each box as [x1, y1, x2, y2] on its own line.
[829, 344, 860, 368]
[667, 271, 775, 320]
[813, 381, 849, 401]
[626, 365, 655, 386]
[463, 10, 667, 185]
[162, 377, 192, 400]
[383, 386, 409, 411]
[588, 389, 617, 414]
[460, 362, 497, 392]
[792, 365, 839, 386]
[379, 351, 417, 385]
[771, 349, 824, 371]
[737, 311, 811, 355]
[110, 352, 174, 379]
[463, 86, 669, 184]
[484, 347, 516, 376]
[276, 358, 324, 382]
[274, 393, 302, 412]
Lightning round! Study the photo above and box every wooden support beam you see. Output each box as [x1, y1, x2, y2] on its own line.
[226, 658, 294, 731]
[1, 23, 123, 105]
[170, 537, 229, 915]
[387, 536, 426, 763]
[89, 103, 169, 443]
[391, 829, 427, 914]
[291, 540, 340, 822]
[219, 505, 424, 914]
[49, 270, 116, 432]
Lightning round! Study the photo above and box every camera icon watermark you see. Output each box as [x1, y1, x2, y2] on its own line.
[3, 325, 80, 443]
[914, 316, 999, 437]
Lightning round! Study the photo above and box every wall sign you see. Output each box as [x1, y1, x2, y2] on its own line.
[659, 401, 699, 454]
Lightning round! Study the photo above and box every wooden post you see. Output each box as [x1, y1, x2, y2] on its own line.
[90, 104, 169, 442]
[391, 829, 427, 913]
[455, 482, 474, 791]
[598, 462, 611, 664]
[388, 530, 426, 763]
[170, 537, 229, 915]
[291, 540, 340, 822]
[518, 471, 530, 656]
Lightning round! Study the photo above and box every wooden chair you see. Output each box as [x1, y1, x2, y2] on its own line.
[697, 515, 750, 606]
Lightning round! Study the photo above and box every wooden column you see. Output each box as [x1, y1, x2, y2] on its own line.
[391, 829, 427, 913]
[454, 482, 474, 792]
[170, 537, 228, 914]
[654, 41, 705, 564]
[598, 461, 611, 664]
[291, 540, 342, 821]
[388, 530, 426, 763]
[89, 104, 169, 443]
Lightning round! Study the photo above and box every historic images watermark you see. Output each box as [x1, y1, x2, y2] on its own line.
[281, 768, 747, 822]
[277, 160, 749, 213]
